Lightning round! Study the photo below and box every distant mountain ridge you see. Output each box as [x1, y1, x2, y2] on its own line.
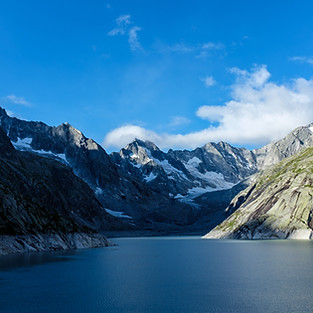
[2, 106, 313, 236]
[116, 123, 313, 200]
[113, 139, 257, 203]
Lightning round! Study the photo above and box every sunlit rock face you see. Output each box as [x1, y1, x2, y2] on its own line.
[204, 147, 313, 240]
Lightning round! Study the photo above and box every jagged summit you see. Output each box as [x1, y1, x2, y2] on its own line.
[128, 138, 160, 151]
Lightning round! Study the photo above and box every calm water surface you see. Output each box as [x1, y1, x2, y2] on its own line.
[1, 237, 313, 313]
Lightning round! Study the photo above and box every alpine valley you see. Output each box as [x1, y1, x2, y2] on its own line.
[1, 106, 313, 254]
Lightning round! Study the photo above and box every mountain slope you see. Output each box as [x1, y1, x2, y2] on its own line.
[0, 127, 115, 254]
[203, 147, 313, 239]
[0, 108, 197, 231]
[115, 123, 313, 208]
[254, 123, 313, 170]
[113, 139, 257, 202]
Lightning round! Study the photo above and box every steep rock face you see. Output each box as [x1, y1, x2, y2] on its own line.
[113, 139, 257, 203]
[0, 107, 119, 188]
[0, 108, 197, 230]
[254, 124, 313, 170]
[0, 128, 119, 234]
[191, 180, 251, 230]
[0, 127, 115, 254]
[204, 147, 313, 239]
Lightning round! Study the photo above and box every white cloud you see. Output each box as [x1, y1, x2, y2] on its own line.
[104, 125, 162, 148]
[4, 95, 31, 106]
[116, 14, 131, 26]
[201, 75, 215, 87]
[108, 14, 142, 51]
[108, 14, 131, 36]
[103, 65, 313, 151]
[162, 41, 224, 57]
[197, 42, 224, 58]
[290, 56, 313, 65]
[128, 26, 142, 51]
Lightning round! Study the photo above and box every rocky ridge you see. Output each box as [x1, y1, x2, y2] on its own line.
[0, 108, 197, 231]
[0, 126, 113, 255]
[2, 105, 313, 238]
[204, 147, 313, 239]
[113, 139, 257, 202]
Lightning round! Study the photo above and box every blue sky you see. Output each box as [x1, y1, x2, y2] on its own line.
[1, 0, 313, 152]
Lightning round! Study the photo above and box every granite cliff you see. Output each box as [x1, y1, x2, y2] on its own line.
[0, 127, 113, 254]
[204, 147, 313, 239]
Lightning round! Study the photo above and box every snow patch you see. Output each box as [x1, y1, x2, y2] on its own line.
[144, 172, 157, 182]
[184, 159, 235, 191]
[174, 172, 235, 203]
[105, 208, 132, 219]
[156, 159, 187, 179]
[95, 187, 103, 195]
[309, 126, 313, 133]
[187, 157, 202, 166]
[12, 137, 33, 149]
[12, 137, 69, 164]
[35, 149, 68, 163]
[131, 161, 142, 168]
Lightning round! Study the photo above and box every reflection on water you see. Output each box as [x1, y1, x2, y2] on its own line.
[1, 238, 313, 313]
[0, 249, 79, 271]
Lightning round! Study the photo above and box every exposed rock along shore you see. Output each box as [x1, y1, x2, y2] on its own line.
[0, 232, 111, 256]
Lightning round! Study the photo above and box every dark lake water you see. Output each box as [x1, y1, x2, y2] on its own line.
[1, 237, 313, 313]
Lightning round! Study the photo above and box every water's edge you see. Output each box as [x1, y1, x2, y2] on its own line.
[0, 232, 110, 256]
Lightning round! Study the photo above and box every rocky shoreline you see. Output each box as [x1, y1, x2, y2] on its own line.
[0, 232, 111, 256]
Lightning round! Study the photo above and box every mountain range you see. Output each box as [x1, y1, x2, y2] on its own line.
[1, 106, 313, 253]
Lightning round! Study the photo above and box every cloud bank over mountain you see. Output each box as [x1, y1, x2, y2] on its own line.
[104, 65, 313, 150]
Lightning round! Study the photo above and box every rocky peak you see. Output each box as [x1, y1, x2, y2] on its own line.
[0, 127, 16, 159]
[0, 107, 8, 118]
[254, 123, 313, 170]
[133, 138, 160, 151]
[54, 123, 99, 151]
[121, 142, 154, 166]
